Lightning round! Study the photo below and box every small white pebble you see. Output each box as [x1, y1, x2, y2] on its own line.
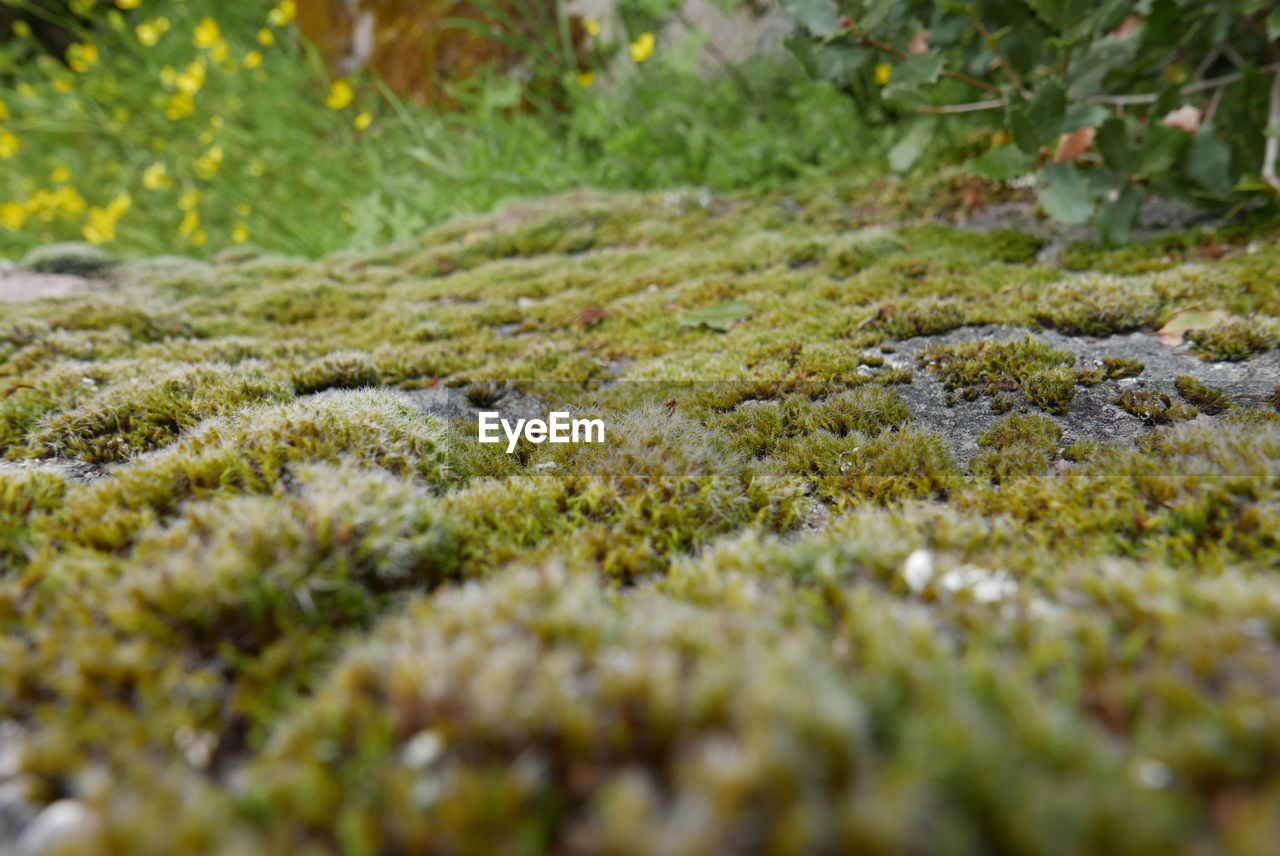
[16, 799, 103, 855]
[902, 549, 934, 593]
[1131, 758, 1172, 789]
[402, 730, 444, 770]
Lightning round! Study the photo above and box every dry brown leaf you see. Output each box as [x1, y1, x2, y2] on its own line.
[907, 31, 930, 55]
[1156, 309, 1232, 347]
[1161, 105, 1201, 135]
[574, 305, 610, 330]
[1054, 127, 1096, 163]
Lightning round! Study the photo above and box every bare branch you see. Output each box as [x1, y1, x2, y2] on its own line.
[918, 98, 1007, 114]
[856, 34, 1003, 95]
[1088, 63, 1280, 105]
[1263, 72, 1280, 193]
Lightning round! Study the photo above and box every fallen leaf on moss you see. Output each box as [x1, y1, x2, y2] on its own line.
[1054, 127, 1096, 163]
[1156, 309, 1232, 346]
[574, 305, 610, 330]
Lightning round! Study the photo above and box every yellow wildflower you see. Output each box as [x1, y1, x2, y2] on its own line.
[193, 18, 220, 49]
[0, 132, 19, 159]
[192, 230, 207, 247]
[176, 58, 206, 94]
[576, 69, 595, 88]
[210, 38, 229, 63]
[50, 167, 71, 184]
[195, 145, 224, 180]
[178, 210, 200, 236]
[232, 223, 249, 243]
[53, 78, 73, 93]
[0, 99, 8, 121]
[68, 42, 99, 73]
[116, 0, 142, 8]
[875, 63, 891, 84]
[268, 1, 296, 26]
[244, 49, 263, 69]
[55, 186, 86, 219]
[142, 162, 171, 190]
[136, 17, 169, 46]
[83, 193, 131, 246]
[165, 91, 195, 120]
[257, 28, 275, 46]
[326, 79, 354, 110]
[0, 202, 26, 232]
[354, 111, 372, 130]
[583, 18, 601, 36]
[629, 32, 654, 63]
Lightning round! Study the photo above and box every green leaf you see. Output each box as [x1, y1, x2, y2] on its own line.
[1139, 124, 1190, 179]
[894, 53, 944, 86]
[778, 0, 841, 37]
[678, 301, 753, 332]
[1063, 103, 1108, 133]
[1186, 128, 1232, 198]
[968, 146, 1035, 180]
[1094, 183, 1141, 246]
[1008, 83, 1066, 155]
[888, 119, 936, 173]
[1038, 163, 1095, 225]
[1096, 117, 1137, 175]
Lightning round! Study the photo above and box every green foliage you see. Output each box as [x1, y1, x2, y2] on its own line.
[778, 0, 1280, 243]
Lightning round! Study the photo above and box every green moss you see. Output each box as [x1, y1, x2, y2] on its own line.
[1174, 376, 1232, 414]
[1113, 388, 1198, 425]
[1031, 273, 1164, 335]
[1186, 319, 1276, 361]
[920, 336, 1077, 414]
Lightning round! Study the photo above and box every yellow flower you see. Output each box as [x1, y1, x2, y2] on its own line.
[0, 132, 20, 159]
[192, 230, 207, 247]
[56, 186, 87, 219]
[165, 91, 195, 120]
[116, 0, 142, 8]
[178, 210, 200, 236]
[875, 63, 891, 84]
[50, 166, 71, 184]
[0, 202, 26, 232]
[576, 69, 595, 88]
[629, 32, 655, 63]
[232, 223, 249, 243]
[176, 59, 206, 95]
[193, 17, 220, 49]
[257, 28, 275, 46]
[354, 110, 372, 130]
[244, 50, 263, 69]
[136, 17, 170, 45]
[0, 99, 8, 121]
[583, 18, 601, 36]
[67, 42, 99, 73]
[210, 38, 229, 63]
[326, 79, 354, 110]
[268, 1, 296, 26]
[142, 162, 171, 190]
[83, 193, 131, 246]
[54, 79, 73, 93]
[195, 145, 224, 179]
[179, 189, 201, 211]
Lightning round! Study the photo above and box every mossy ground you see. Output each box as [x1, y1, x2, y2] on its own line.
[2, 173, 1280, 854]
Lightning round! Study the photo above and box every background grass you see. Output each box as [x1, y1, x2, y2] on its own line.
[0, 0, 887, 261]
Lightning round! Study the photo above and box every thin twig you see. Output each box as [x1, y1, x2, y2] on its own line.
[918, 98, 1006, 114]
[856, 34, 1002, 95]
[1087, 63, 1280, 105]
[969, 7, 1023, 92]
[1263, 72, 1280, 193]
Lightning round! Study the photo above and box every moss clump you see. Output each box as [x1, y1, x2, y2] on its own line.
[1186, 319, 1275, 361]
[1174, 376, 1232, 414]
[712, 386, 910, 459]
[972, 413, 1062, 481]
[920, 337, 1077, 414]
[26, 364, 293, 462]
[1031, 273, 1165, 335]
[290, 350, 382, 394]
[864, 297, 967, 340]
[0, 468, 66, 569]
[1113, 388, 1198, 425]
[55, 389, 449, 552]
